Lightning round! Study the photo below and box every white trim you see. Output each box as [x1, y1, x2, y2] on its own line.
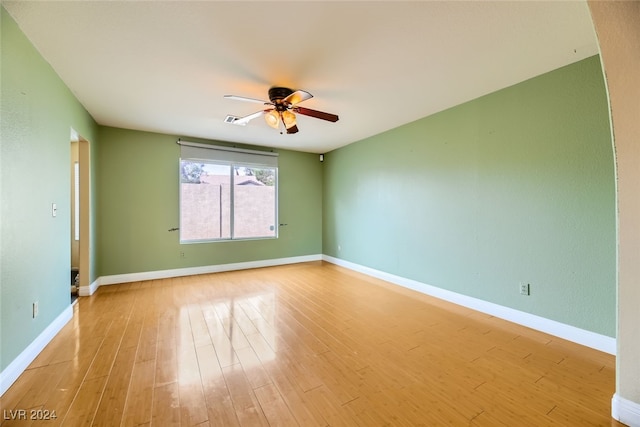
[0, 305, 73, 396]
[322, 255, 616, 355]
[612, 394, 640, 427]
[79, 278, 100, 297]
[92, 255, 322, 289]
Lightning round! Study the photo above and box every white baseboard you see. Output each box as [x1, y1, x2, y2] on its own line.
[81, 254, 323, 295]
[322, 255, 616, 355]
[77, 253, 615, 354]
[0, 305, 73, 396]
[78, 278, 99, 297]
[613, 394, 640, 427]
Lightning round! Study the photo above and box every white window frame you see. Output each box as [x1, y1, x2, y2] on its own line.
[178, 141, 278, 244]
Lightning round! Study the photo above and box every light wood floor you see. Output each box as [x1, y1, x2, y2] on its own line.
[0, 261, 623, 426]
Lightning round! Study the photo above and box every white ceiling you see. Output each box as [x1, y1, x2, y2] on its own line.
[3, 1, 598, 154]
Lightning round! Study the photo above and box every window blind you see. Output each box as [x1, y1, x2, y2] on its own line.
[178, 140, 278, 167]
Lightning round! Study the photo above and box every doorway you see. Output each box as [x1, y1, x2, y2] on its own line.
[70, 130, 90, 302]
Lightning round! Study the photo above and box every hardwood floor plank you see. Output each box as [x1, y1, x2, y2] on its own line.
[84, 324, 128, 381]
[201, 302, 241, 368]
[176, 312, 208, 427]
[135, 313, 159, 364]
[233, 346, 271, 390]
[33, 353, 100, 426]
[92, 344, 137, 426]
[305, 385, 354, 427]
[253, 383, 298, 426]
[213, 302, 252, 352]
[195, 344, 240, 427]
[275, 348, 325, 394]
[151, 382, 180, 426]
[261, 362, 328, 427]
[221, 364, 269, 427]
[1, 369, 42, 416]
[121, 360, 155, 427]
[187, 304, 212, 349]
[60, 375, 108, 426]
[155, 309, 179, 388]
[13, 362, 69, 413]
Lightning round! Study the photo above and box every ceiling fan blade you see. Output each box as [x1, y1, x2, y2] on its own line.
[230, 110, 267, 126]
[283, 90, 313, 106]
[224, 94, 272, 105]
[286, 124, 299, 134]
[294, 106, 339, 122]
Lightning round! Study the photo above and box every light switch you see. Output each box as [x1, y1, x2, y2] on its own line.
[52, 203, 57, 217]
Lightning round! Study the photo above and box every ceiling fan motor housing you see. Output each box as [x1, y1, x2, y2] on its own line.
[269, 87, 294, 111]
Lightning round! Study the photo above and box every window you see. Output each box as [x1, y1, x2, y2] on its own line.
[179, 141, 278, 243]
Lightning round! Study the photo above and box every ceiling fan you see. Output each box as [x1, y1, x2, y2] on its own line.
[224, 87, 339, 134]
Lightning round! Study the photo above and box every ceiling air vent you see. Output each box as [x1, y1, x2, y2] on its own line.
[224, 115, 239, 124]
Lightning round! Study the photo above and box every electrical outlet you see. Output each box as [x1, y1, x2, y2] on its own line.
[33, 301, 39, 318]
[180, 252, 186, 259]
[519, 283, 530, 296]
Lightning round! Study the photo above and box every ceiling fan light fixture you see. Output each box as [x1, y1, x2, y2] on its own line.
[282, 110, 297, 129]
[264, 110, 280, 129]
[225, 87, 338, 135]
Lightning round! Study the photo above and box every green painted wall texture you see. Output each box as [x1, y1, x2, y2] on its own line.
[96, 127, 323, 276]
[323, 55, 616, 337]
[1, 7, 98, 371]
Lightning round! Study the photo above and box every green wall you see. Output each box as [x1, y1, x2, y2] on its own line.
[323, 55, 616, 337]
[96, 127, 322, 276]
[1, 7, 98, 371]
